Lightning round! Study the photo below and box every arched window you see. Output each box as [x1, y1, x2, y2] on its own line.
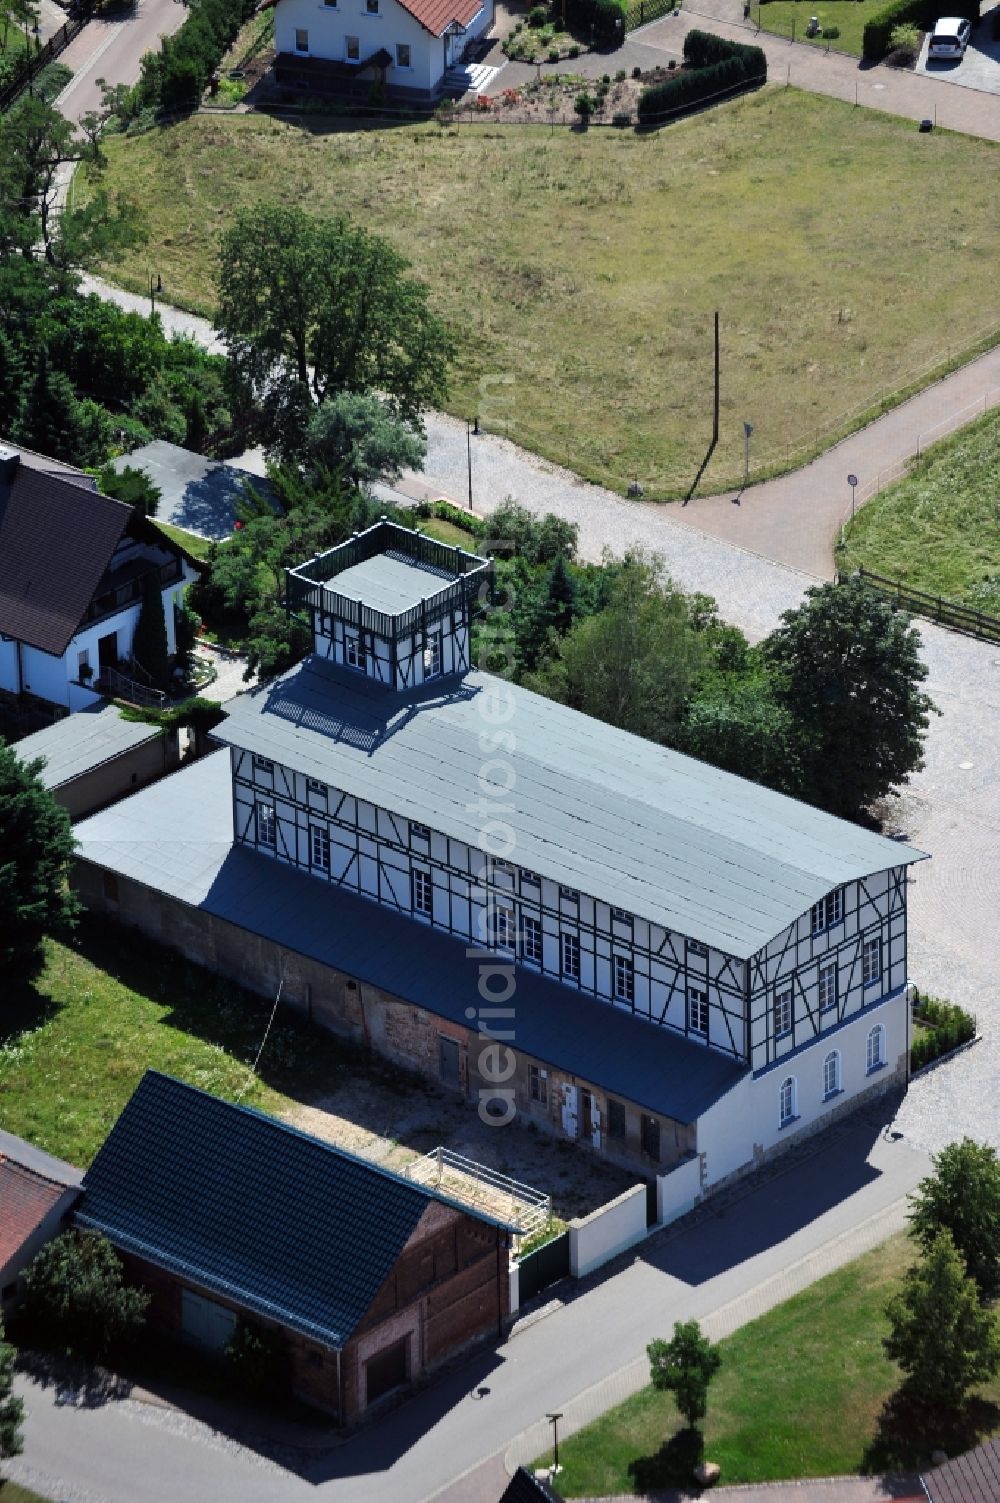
[779, 1075, 796, 1128]
[823, 1050, 841, 1099]
[866, 1024, 885, 1074]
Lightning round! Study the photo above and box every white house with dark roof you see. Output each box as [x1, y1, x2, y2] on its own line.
[271, 0, 496, 99]
[71, 520, 928, 1197]
[0, 445, 199, 725]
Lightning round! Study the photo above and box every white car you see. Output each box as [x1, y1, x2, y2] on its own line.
[927, 16, 972, 59]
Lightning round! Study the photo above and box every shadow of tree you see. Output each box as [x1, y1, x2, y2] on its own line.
[628, 1424, 704, 1493]
[0, 976, 59, 1047]
[17, 1348, 133, 1410]
[862, 1384, 1000, 1472]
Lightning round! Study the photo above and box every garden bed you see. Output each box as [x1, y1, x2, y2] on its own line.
[448, 62, 682, 125]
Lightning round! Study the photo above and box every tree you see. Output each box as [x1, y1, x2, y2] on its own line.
[555, 550, 709, 744]
[305, 392, 426, 489]
[23, 1230, 149, 1359]
[10, 350, 91, 466]
[216, 203, 453, 448]
[647, 1321, 722, 1430]
[0, 1317, 24, 1469]
[132, 569, 171, 689]
[884, 1230, 1000, 1409]
[763, 576, 935, 820]
[519, 553, 579, 670]
[97, 462, 161, 517]
[0, 738, 79, 983]
[678, 675, 804, 795]
[908, 1139, 1000, 1303]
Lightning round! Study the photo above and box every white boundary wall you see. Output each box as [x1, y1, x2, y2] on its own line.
[656, 1155, 702, 1227]
[568, 1183, 647, 1278]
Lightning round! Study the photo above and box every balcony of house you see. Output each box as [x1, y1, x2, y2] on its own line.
[82, 551, 183, 631]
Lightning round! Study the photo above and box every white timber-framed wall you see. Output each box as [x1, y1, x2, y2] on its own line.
[310, 599, 469, 689]
[231, 750, 911, 1086]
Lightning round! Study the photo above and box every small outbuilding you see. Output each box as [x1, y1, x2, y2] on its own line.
[76, 1071, 513, 1419]
[15, 702, 177, 819]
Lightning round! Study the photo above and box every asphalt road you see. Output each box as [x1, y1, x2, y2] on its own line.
[53, 0, 186, 124]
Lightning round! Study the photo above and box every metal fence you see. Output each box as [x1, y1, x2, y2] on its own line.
[0, 10, 92, 114]
[841, 568, 1000, 645]
[623, 0, 675, 30]
[98, 665, 168, 708]
[404, 1146, 551, 1242]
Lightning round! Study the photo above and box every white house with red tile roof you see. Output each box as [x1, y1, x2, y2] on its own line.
[272, 0, 495, 99]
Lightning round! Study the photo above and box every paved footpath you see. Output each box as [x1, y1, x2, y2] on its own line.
[54, 0, 186, 125]
[8, 1119, 931, 1503]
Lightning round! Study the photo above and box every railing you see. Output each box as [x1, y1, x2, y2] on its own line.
[403, 1146, 550, 1241]
[848, 388, 1000, 513]
[0, 9, 93, 114]
[841, 567, 1000, 645]
[623, 0, 674, 30]
[97, 665, 167, 708]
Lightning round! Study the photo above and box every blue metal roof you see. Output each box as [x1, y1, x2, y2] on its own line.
[77, 1070, 510, 1350]
[210, 657, 927, 959]
[74, 755, 747, 1125]
[16, 703, 160, 790]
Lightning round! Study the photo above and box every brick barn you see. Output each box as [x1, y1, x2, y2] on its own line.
[76, 1071, 513, 1420]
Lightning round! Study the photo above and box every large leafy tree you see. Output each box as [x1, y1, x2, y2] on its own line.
[0, 92, 143, 270]
[647, 1321, 722, 1430]
[216, 202, 452, 448]
[0, 1317, 23, 1470]
[884, 1230, 1000, 1409]
[305, 392, 426, 489]
[763, 575, 935, 820]
[0, 739, 79, 983]
[545, 549, 709, 745]
[908, 1139, 1000, 1303]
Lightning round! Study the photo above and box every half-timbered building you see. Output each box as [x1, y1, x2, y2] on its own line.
[72, 519, 928, 1197]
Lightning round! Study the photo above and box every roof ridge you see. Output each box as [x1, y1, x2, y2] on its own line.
[0, 1153, 76, 1194]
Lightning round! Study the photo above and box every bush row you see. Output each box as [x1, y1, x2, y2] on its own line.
[862, 0, 978, 59]
[910, 995, 977, 1071]
[135, 0, 260, 112]
[637, 31, 765, 124]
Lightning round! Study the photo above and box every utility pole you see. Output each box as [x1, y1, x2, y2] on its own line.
[712, 310, 720, 448]
[466, 418, 474, 510]
[546, 1412, 564, 1475]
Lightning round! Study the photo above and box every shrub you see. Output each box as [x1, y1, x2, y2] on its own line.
[889, 20, 919, 46]
[822, 22, 839, 36]
[529, 3, 548, 22]
[563, 0, 628, 46]
[668, 56, 676, 66]
[615, 66, 627, 79]
[225, 1321, 288, 1395]
[549, 45, 561, 58]
[23, 1231, 149, 1359]
[434, 499, 487, 539]
[601, 71, 611, 82]
[575, 90, 594, 117]
[632, 63, 642, 76]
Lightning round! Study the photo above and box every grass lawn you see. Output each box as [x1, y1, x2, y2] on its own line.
[751, 0, 882, 55]
[418, 515, 481, 547]
[0, 1485, 53, 1503]
[534, 1233, 1000, 1492]
[154, 519, 214, 560]
[0, 917, 410, 1168]
[89, 91, 1000, 497]
[837, 406, 1000, 615]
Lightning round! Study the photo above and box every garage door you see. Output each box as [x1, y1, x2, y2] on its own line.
[181, 1289, 237, 1352]
[365, 1337, 409, 1405]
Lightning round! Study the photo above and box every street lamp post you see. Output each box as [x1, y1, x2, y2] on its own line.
[743, 420, 754, 490]
[149, 272, 163, 318]
[466, 416, 477, 511]
[546, 1412, 564, 1476]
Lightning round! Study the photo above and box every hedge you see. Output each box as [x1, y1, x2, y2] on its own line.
[862, 0, 978, 59]
[637, 31, 765, 124]
[136, 0, 260, 111]
[910, 995, 977, 1072]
